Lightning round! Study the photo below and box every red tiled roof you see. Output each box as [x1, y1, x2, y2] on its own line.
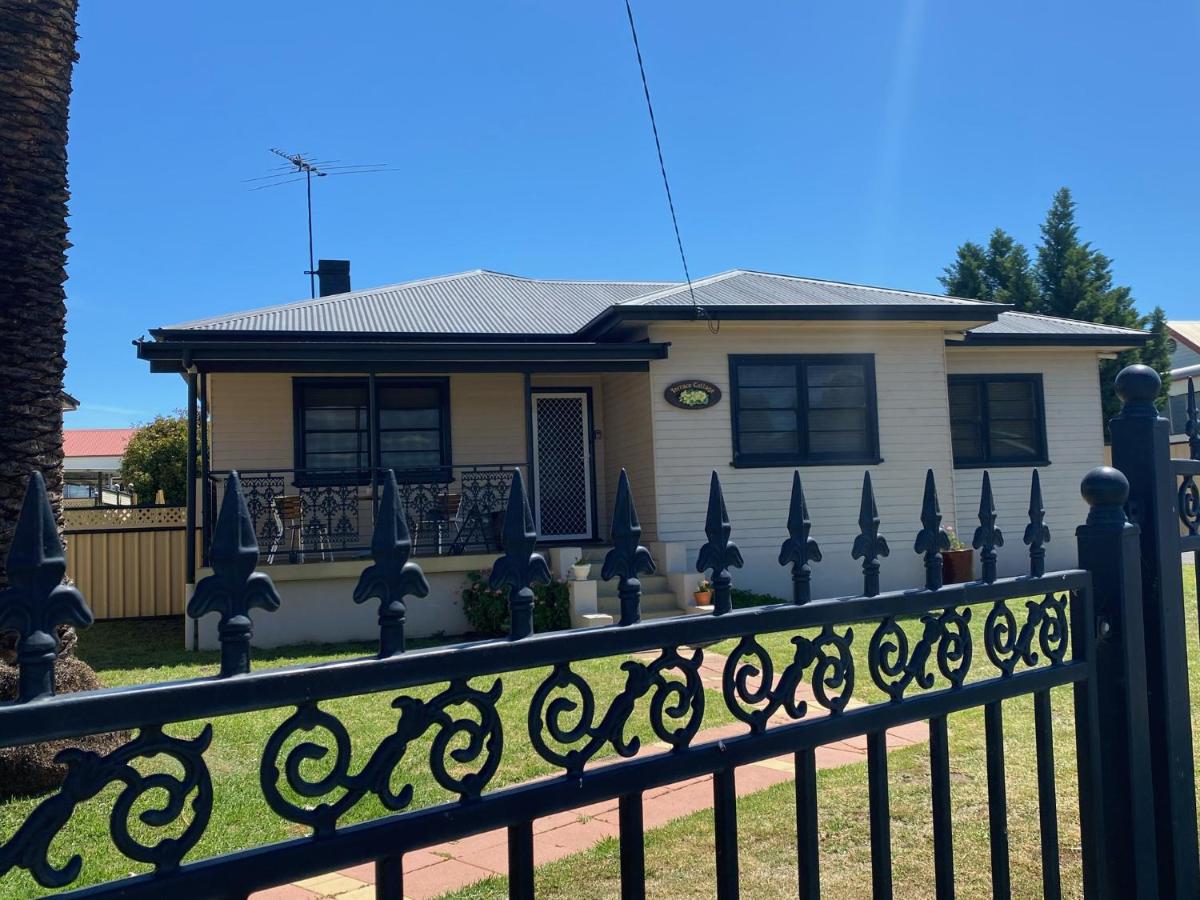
[63, 428, 136, 458]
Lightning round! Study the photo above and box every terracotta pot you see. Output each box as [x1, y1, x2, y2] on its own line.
[693, 590, 713, 606]
[941, 548, 975, 585]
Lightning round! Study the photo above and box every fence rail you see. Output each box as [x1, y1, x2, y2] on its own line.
[0, 365, 1197, 899]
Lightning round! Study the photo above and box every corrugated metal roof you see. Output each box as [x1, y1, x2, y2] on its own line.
[624, 269, 992, 308]
[64, 428, 136, 458]
[155, 267, 1144, 344]
[163, 270, 674, 336]
[968, 310, 1146, 338]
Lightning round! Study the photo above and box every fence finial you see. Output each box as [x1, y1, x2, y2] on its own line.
[913, 469, 950, 591]
[852, 471, 889, 596]
[602, 469, 655, 626]
[354, 470, 430, 656]
[1187, 377, 1198, 460]
[489, 468, 549, 639]
[972, 471, 1004, 583]
[696, 471, 742, 615]
[1114, 364, 1162, 419]
[188, 471, 281, 676]
[1023, 469, 1050, 577]
[1080, 465, 1130, 527]
[0, 472, 92, 701]
[778, 471, 821, 604]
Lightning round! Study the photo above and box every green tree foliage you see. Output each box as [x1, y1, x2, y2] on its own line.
[942, 188, 1164, 434]
[1140, 306, 1173, 406]
[120, 413, 188, 505]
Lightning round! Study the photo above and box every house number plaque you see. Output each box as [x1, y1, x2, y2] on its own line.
[664, 379, 722, 410]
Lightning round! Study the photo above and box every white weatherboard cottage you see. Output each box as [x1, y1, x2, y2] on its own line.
[136, 265, 1146, 648]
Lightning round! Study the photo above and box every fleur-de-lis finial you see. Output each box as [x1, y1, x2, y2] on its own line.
[488, 468, 550, 639]
[1023, 469, 1050, 577]
[778, 471, 821, 604]
[602, 469, 656, 626]
[972, 471, 1004, 583]
[852, 471, 889, 596]
[354, 470, 430, 656]
[188, 472, 281, 676]
[913, 469, 951, 591]
[0, 472, 93, 701]
[1187, 377, 1199, 461]
[696, 471, 743, 615]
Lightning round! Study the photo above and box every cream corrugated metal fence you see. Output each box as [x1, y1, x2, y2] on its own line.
[64, 506, 187, 619]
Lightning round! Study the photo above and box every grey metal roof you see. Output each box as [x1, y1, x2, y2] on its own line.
[162, 270, 674, 336]
[968, 310, 1147, 340]
[155, 267, 1144, 346]
[623, 269, 995, 309]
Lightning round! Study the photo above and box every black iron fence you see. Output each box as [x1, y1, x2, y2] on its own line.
[0, 365, 1197, 899]
[203, 464, 525, 564]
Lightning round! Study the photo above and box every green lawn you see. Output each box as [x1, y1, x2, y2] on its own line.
[0, 619, 738, 897]
[443, 567, 1200, 900]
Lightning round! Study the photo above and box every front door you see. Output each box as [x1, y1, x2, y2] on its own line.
[530, 391, 594, 540]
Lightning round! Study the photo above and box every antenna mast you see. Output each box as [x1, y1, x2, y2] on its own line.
[247, 150, 396, 298]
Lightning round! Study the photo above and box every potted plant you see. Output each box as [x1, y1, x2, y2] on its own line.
[570, 561, 591, 581]
[694, 578, 713, 606]
[941, 528, 974, 585]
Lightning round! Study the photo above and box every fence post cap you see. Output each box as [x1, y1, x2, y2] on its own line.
[1080, 465, 1129, 511]
[1115, 364, 1161, 415]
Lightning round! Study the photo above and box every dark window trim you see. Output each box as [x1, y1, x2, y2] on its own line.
[292, 376, 452, 485]
[948, 373, 1049, 469]
[728, 353, 882, 468]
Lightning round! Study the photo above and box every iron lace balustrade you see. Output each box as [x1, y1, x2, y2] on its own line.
[202, 464, 526, 565]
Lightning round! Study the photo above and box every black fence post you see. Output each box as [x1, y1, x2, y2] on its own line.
[1076, 465, 1158, 897]
[1109, 364, 1200, 898]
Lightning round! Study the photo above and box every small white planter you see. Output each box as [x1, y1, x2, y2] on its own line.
[570, 562, 592, 581]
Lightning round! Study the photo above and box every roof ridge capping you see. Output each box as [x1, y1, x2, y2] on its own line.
[617, 268, 1006, 308]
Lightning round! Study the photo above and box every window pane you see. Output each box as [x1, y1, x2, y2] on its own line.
[807, 386, 867, 410]
[949, 382, 981, 421]
[990, 420, 1039, 459]
[304, 408, 362, 431]
[952, 430, 983, 460]
[806, 364, 865, 388]
[381, 450, 443, 469]
[738, 409, 798, 433]
[809, 430, 869, 455]
[305, 452, 364, 470]
[379, 407, 441, 429]
[380, 430, 441, 452]
[304, 385, 367, 407]
[808, 408, 867, 432]
[737, 365, 796, 388]
[305, 432, 361, 453]
[379, 386, 442, 409]
[739, 431, 799, 455]
[738, 386, 797, 409]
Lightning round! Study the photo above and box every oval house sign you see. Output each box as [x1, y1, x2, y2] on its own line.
[664, 379, 722, 410]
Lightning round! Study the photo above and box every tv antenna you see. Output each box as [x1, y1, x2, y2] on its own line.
[246, 149, 397, 298]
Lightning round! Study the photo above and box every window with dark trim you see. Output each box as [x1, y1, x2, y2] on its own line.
[948, 374, 1047, 467]
[729, 354, 881, 467]
[1167, 392, 1189, 436]
[293, 378, 450, 480]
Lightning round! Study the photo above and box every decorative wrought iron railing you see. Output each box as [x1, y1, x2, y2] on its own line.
[0, 364, 1194, 898]
[203, 464, 526, 564]
[3, 457, 1111, 899]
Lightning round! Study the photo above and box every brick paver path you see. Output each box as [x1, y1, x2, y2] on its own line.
[253, 649, 928, 900]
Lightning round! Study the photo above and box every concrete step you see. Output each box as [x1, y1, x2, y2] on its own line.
[578, 546, 613, 563]
[642, 605, 713, 621]
[593, 574, 672, 598]
[598, 592, 680, 615]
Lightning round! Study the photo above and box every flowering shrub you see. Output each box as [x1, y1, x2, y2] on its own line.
[461, 570, 570, 636]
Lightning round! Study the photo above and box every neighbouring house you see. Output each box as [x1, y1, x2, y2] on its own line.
[135, 263, 1146, 648]
[63, 427, 136, 505]
[1167, 321, 1199, 457]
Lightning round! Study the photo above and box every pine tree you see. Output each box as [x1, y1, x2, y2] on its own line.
[1140, 306, 1173, 406]
[939, 241, 989, 300]
[939, 229, 1039, 310]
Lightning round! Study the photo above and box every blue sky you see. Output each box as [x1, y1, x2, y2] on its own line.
[64, 1, 1200, 427]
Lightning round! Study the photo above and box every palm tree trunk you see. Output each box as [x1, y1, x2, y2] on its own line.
[0, 0, 79, 591]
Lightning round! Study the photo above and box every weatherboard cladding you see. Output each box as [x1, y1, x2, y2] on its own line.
[157, 268, 1145, 341]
